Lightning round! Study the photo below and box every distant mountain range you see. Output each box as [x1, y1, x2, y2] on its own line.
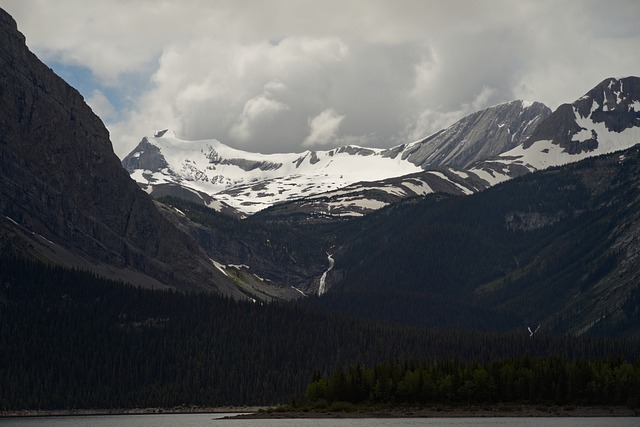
[151, 75, 640, 335]
[258, 76, 640, 221]
[122, 100, 551, 218]
[2, 5, 640, 335]
[122, 76, 640, 221]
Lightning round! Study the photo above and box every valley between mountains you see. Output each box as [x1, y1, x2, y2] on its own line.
[1, 0, 639, 335]
[2, 5, 640, 411]
[121, 72, 640, 336]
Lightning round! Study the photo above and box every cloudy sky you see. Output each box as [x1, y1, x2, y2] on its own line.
[3, 0, 639, 158]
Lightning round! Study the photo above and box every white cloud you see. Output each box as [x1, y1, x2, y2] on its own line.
[264, 80, 287, 93]
[406, 86, 497, 142]
[230, 95, 290, 142]
[86, 89, 116, 121]
[104, 35, 352, 155]
[302, 108, 345, 147]
[2, 0, 639, 158]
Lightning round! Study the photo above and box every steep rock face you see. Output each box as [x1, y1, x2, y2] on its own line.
[403, 100, 551, 169]
[0, 8, 242, 296]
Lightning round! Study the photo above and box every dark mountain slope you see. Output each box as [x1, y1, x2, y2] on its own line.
[153, 144, 640, 334]
[0, 8, 242, 296]
[316, 145, 640, 336]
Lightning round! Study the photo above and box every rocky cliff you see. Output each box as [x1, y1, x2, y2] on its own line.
[0, 8, 244, 297]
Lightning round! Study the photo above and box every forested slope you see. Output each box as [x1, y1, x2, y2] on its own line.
[319, 146, 640, 336]
[2, 256, 638, 409]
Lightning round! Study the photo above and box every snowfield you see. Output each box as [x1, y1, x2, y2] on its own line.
[129, 131, 422, 214]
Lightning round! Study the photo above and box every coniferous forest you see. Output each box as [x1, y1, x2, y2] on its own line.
[303, 358, 640, 409]
[1, 255, 639, 410]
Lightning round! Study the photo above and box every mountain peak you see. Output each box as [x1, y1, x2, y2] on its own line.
[402, 99, 551, 169]
[521, 76, 640, 155]
[154, 129, 174, 138]
[576, 76, 640, 127]
[0, 7, 24, 44]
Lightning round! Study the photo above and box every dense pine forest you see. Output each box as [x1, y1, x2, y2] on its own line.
[303, 358, 640, 409]
[1, 255, 639, 410]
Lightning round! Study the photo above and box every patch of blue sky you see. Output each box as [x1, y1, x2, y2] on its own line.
[46, 60, 150, 123]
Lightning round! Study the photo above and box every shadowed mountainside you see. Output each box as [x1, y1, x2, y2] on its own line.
[0, 8, 243, 297]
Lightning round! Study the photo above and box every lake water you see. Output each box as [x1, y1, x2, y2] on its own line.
[0, 414, 638, 427]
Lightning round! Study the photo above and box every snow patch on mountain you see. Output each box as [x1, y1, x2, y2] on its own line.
[402, 180, 432, 195]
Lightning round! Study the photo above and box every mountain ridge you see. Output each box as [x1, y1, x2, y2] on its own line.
[402, 100, 551, 169]
[122, 76, 639, 221]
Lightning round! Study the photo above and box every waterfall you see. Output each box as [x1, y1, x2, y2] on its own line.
[318, 253, 335, 296]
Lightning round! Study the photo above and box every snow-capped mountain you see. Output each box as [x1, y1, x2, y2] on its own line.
[468, 76, 640, 185]
[122, 99, 549, 217]
[255, 101, 550, 220]
[122, 131, 423, 216]
[123, 78, 639, 220]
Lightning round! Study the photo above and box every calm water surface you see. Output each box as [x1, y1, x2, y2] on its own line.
[0, 414, 638, 427]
